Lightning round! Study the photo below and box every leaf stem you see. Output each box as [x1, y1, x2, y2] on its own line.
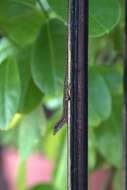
[37, 0, 49, 17]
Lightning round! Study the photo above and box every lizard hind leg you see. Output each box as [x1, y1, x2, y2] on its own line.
[53, 116, 66, 135]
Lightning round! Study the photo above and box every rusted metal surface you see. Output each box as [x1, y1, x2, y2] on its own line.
[68, 0, 88, 189]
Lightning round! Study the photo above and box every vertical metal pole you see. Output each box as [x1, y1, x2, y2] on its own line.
[68, 0, 88, 189]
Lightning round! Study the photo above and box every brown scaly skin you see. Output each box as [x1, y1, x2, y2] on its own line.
[53, 72, 70, 135]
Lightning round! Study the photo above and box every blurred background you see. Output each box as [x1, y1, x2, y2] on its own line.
[88, 0, 123, 189]
[0, 0, 124, 189]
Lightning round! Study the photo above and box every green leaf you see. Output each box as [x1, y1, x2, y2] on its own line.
[29, 184, 56, 190]
[18, 107, 46, 161]
[0, 38, 16, 64]
[0, 0, 45, 45]
[53, 136, 67, 190]
[47, 0, 68, 21]
[88, 67, 112, 127]
[89, 0, 120, 37]
[114, 169, 123, 190]
[47, 0, 120, 37]
[93, 97, 122, 167]
[17, 48, 43, 113]
[88, 131, 96, 170]
[16, 160, 27, 190]
[19, 78, 43, 113]
[43, 110, 66, 161]
[31, 18, 67, 96]
[0, 57, 20, 129]
[98, 66, 123, 95]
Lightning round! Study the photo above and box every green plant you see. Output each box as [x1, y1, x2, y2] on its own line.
[0, 0, 123, 189]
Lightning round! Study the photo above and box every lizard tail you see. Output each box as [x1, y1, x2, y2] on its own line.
[53, 116, 66, 135]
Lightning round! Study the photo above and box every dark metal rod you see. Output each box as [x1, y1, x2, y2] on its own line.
[68, 0, 88, 189]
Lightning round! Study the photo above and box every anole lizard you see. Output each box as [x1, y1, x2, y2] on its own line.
[53, 70, 70, 135]
[37, 0, 70, 135]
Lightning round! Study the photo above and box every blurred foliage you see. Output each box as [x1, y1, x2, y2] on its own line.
[0, 0, 123, 189]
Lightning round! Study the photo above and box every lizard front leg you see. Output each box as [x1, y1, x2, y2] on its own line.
[53, 115, 66, 135]
[53, 84, 70, 135]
